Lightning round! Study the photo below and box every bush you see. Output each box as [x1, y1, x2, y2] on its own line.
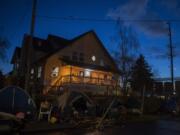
[125, 97, 141, 109]
[144, 97, 161, 114]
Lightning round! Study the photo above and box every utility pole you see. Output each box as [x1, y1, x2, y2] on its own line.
[167, 22, 175, 93]
[25, 0, 37, 96]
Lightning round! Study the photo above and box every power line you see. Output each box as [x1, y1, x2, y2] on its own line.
[167, 22, 175, 93]
[37, 15, 180, 23]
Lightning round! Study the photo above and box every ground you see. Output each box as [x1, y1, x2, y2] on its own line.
[25, 120, 180, 135]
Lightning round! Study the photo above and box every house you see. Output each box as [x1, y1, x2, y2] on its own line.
[154, 77, 180, 98]
[11, 31, 121, 99]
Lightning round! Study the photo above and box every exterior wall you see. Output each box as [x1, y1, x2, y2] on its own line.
[42, 32, 120, 94]
[57, 32, 116, 70]
[154, 79, 180, 97]
[43, 55, 63, 87]
[15, 32, 120, 95]
[59, 66, 115, 85]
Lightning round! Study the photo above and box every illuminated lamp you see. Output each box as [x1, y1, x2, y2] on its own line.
[91, 55, 96, 61]
[85, 69, 92, 77]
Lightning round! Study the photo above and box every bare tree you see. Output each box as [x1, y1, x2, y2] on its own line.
[113, 19, 140, 95]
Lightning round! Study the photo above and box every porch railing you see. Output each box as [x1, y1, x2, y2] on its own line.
[59, 75, 118, 86]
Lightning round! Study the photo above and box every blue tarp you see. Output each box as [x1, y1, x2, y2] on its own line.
[0, 86, 36, 114]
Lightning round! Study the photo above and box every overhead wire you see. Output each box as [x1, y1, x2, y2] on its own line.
[36, 15, 180, 23]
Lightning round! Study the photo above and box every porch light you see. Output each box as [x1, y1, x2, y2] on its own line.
[85, 69, 91, 77]
[51, 67, 59, 77]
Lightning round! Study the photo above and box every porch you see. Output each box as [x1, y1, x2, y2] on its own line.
[44, 65, 120, 95]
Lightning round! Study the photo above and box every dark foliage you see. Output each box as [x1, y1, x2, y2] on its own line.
[0, 70, 5, 89]
[131, 54, 154, 96]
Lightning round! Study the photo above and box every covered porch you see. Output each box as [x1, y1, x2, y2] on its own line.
[44, 60, 120, 95]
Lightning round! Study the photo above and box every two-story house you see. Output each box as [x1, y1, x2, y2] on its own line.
[11, 31, 121, 99]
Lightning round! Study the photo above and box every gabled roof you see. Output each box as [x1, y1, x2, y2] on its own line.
[31, 31, 94, 64]
[26, 31, 119, 73]
[23, 34, 70, 53]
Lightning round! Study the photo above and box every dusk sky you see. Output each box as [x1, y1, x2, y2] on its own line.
[0, 0, 180, 78]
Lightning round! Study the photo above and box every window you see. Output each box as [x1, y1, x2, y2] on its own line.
[85, 69, 91, 77]
[72, 52, 78, 61]
[91, 55, 96, 61]
[30, 68, 34, 74]
[51, 67, 59, 77]
[100, 59, 104, 66]
[30, 68, 34, 79]
[79, 53, 84, 62]
[79, 71, 84, 77]
[15, 63, 19, 69]
[37, 66, 42, 78]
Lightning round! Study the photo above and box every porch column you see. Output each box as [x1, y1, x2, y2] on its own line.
[70, 66, 72, 83]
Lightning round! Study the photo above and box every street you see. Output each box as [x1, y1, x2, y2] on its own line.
[25, 120, 180, 135]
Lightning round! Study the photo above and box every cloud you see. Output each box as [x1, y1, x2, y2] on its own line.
[107, 0, 169, 36]
[107, 0, 148, 19]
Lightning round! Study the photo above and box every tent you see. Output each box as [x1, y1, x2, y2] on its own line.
[0, 86, 36, 114]
[57, 91, 94, 112]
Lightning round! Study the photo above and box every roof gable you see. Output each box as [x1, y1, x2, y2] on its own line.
[65, 30, 118, 70]
[52, 30, 119, 72]
[30, 31, 119, 73]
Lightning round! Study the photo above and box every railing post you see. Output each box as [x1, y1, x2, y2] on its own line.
[70, 66, 72, 83]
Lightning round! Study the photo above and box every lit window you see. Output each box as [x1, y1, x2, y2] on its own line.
[16, 63, 19, 69]
[91, 55, 96, 61]
[30, 68, 34, 74]
[37, 66, 42, 78]
[85, 69, 91, 77]
[51, 67, 59, 77]
[79, 71, 84, 77]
